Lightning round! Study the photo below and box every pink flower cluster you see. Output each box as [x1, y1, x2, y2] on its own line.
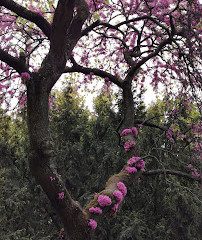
[120, 127, 138, 138]
[117, 182, 127, 197]
[50, 176, 55, 181]
[131, 127, 138, 138]
[111, 182, 128, 214]
[126, 157, 145, 174]
[88, 219, 97, 229]
[113, 190, 124, 203]
[120, 128, 132, 136]
[97, 195, 112, 207]
[126, 166, 137, 173]
[135, 160, 145, 170]
[112, 203, 119, 213]
[89, 207, 102, 215]
[58, 192, 64, 199]
[128, 156, 141, 165]
[124, 140, 136, 151]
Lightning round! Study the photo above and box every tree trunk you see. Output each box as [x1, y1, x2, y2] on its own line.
[27, 74, 91, 240]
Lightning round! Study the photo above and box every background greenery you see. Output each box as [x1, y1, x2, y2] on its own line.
[0, 86, 201, 240]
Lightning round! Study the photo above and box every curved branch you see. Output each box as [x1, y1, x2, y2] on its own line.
[143, 169, 201, 182]
[0, 0, 51, 39]
[84, 166, 143, 219]
[0, 48, 28, 74]
[116, 16, 170, 36]
[134, 119, 166, 131]
[125, 37, 172, 81]
[64, 62, 124, 88]
[81, 15, 170, 37]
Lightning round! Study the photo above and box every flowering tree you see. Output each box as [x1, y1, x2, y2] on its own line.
[0, 0, 201, 239]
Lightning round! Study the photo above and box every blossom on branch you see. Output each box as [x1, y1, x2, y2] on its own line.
[97, 195, 112, 207]
[124, 140, 136, 151]
[89, 207, 102, 215]
[126, 166, 137, 173]
[135, 159, 145, 170]
[131, 127, 138, 138]
[58, 192, 64, 199]
[88, 219, 97, 229]
[120, 129, 132, 136]
[117, 182, 127, 197]
[128, 156, 141, 165]
[113, 190, 124, 203]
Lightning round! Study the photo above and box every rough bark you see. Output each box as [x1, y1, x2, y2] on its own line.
[24, 1, 91, 239]
[27, 73, 91, 240]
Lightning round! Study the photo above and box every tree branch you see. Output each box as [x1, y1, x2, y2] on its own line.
[84, 166, 143, 219]
[64, 61, 124, 88]
[116, 16, 170, 36]
[125, 37, 172, 81]
[134, 119, 166, 131]
[0, 48, 28, 74]
[50, 0, 75, 61]
[0, 0, 51, 39]
[143, 169, 201, 182]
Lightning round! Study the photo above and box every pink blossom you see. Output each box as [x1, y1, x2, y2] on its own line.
[128, 156, 141, 165]
[50, 176, 55, 181]
[166, 129, 172, 139]
[89, 207, 102, 215]
[126, 166, 137, 173]
[124, 141, 136, 151]
[88, 219, 97, 229]
[58, 192, 64, 199]
[113, 190, 124, 203]
[135, 160, 145, 170]
[117, 182, 127, 197]
[131, 127, 138, 138]
[112, 203, 119, 213]
[97, 195, 112, 207]
[120, 129, 132, 136]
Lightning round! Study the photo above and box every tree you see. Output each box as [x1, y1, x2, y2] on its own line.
[0, 0, 201, 239]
